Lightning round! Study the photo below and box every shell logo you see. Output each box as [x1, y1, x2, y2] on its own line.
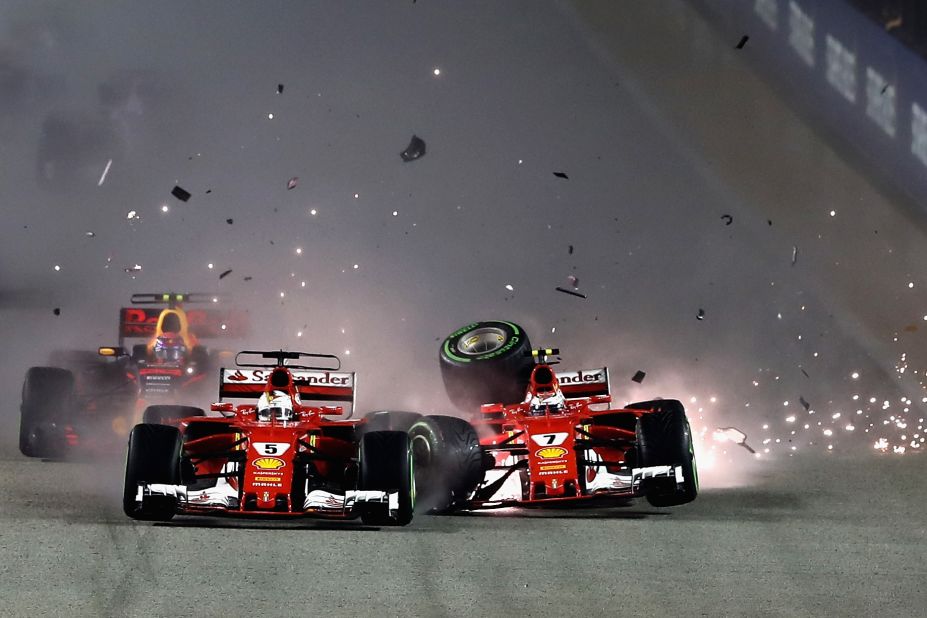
[253, 457, 285, 470]
[536, 447, 568, 459]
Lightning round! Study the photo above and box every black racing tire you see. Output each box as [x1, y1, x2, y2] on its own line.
[439, 320, 534, 412]
[123, 423, 182, 521]
[358, 431, 414, 526]
[634, 400, 698, 507]
[363, 410, 423, 433]
[19, 367, 75, 458]
[408, 415, 484, 513]
[142, 405, 206, 425]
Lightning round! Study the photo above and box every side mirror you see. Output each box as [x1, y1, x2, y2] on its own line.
[98, 346, 126, 357]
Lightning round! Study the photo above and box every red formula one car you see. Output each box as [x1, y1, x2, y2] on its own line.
[19, 293, 245, 458]
[123, 351, 416, 526]
[410, 321, 698, 512]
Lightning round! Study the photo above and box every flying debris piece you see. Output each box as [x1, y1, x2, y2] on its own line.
[735, 35, 749, 49]
[713, 427, 755, 453]
[568, 245, 574, 255]
[219, 269, 233, 280]
[555, 287, 586, 299]
[696, 308, 706, 320]
[767, 219, 773, 226]
[226, 218, 234, 225]
[287, 177, 298, 190]
[205, 189, 212, 194]
[631, 370, 646, 384]
[504, 284, 514, 291]
[276, 83, 284, 94]
[98, 159, 112, 186]
[801, 368, 810, 378]
[53, 308, 60, 316]
[243, 276, 253, 281]
[171, 185, 192, 202]
[720, 214, 733, 225]
[85, 231, 95, 237]
[123, 264, 142, 274]
[126, 210, 138, 220]
[552, 172, 569, 179]
[799, 396, 811, 411]
[566, 274, 579, 289]
[791, 245, 798, 265]
[400, 135, 426, 162]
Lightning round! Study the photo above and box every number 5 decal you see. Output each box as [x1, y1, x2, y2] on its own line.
[253, 442, 291, 456]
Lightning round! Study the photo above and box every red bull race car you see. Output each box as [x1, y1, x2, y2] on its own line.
[410, 321, 698, 512]
[19, 292, 245, 458]
[124, 350, 416, 526]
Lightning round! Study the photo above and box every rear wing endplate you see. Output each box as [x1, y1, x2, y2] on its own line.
[555, 367, 610, 399]
[219, 368, 356, 409]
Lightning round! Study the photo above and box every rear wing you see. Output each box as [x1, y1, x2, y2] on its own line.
[219, 368, 356, 409]
[555, 367, 610, 399]
[119, 307, 248, 340]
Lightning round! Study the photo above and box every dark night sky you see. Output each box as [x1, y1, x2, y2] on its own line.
[1, 1, 925, 473]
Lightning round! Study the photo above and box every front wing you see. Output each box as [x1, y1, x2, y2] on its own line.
[133, 482, 400, 519]
[467, 465, 685, 508]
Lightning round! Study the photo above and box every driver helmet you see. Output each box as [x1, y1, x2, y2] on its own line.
[153, 334, 187, 362]
[527, 391, 566, 416]
[257, 390, 295, 421]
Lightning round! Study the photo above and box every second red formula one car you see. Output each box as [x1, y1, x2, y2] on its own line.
[123, 350, 415, 526]
[410, 321, 698, 512]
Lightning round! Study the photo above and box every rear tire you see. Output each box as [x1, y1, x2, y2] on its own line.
[19, 367, 74, 458]
[358, 431, 414, 526]
[142, 405, 206, 425]
[409, 415, 483, 513]
[439, 320, 533, 412]
[634, 400, 698, 507]
[123, 424, 182, 521]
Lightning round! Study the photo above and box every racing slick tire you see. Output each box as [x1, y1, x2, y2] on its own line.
[142, 405, 206, 425]
[363, 410, 423, 433]
[633, 400, 698, 507]
[123, 423, 183, 521]
[408, 415, 484, 513]
[19, 367, 75, 458]
[439, 320, 534, 412]
[358, 431, 414, 526]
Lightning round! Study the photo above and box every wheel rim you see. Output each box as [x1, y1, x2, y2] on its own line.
[456, 327, 507, 356]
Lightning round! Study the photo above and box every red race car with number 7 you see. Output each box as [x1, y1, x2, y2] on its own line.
[409, 321, 698, 512]
[123, 350, 416, 526]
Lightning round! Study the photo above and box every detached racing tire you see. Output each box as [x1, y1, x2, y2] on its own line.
[359, 431, 414, 526]
[20, 367, 75, 458]
[363, 410, 423, 433]
[142, 405, 206, 425]
[633, 400, 698, 507]
[439, 320, 533, 412]
[409, 415, 484, 513]
[123, 423, 182, 521]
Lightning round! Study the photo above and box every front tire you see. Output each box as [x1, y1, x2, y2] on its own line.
[439, 320, 534, 412]
[634, 400, 698, 507]
[123, 424, 182, 520]
[20, 367, 75, 458]
[409, 415, 484, 513]
[358, 431, 414, 526]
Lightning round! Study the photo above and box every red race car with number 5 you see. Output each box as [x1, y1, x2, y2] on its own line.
[124, 350, 416, 526]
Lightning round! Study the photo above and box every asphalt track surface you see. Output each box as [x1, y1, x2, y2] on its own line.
[0, 451, 923, 617]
